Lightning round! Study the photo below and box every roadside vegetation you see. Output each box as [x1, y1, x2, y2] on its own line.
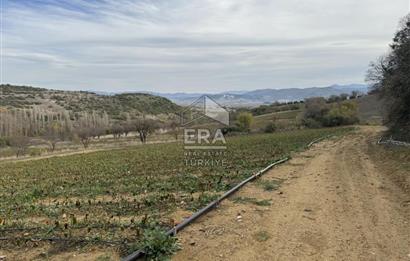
[302, 97, 359, 128]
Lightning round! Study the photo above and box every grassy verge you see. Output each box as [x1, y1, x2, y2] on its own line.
[368, 141, 410, 194]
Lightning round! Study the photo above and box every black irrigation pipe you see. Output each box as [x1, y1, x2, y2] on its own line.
[377, 136, 410, 147]
[122, 134, 334, 261]
[122, 157, 289, 261]
[306, 135, 333, 148]
[0, 222, 138, 233]
[0, 236, 123, 245]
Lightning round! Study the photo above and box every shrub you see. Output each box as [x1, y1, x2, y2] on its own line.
[323, 101, 359, 127]
[302, 98, 358, 128]
[236, 112, 253, 132]
[264, 122, 277, 133]
[0, 137, 10, 147]
[29, 148, 43, 157]
[302, 118, 323, 128]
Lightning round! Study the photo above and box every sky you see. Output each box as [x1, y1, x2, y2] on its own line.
[1, 0, 409, 93]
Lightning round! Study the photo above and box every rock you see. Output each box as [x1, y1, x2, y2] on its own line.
[189, 241, 196, 246]
[0, 256, 6, 261]
[304, 208, 312, 212]
[278, 191, 283, 195]
[236, 214, 243, 222]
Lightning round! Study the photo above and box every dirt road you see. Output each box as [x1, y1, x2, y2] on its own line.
[174, 127, 410, 261]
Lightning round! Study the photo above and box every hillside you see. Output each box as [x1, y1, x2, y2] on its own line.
[151, 84, 369, 107]
[0, 84, 180, 119]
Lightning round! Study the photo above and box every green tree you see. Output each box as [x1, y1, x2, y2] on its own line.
[367, 14, 410, 140]
[302, 97, 329, 128]
[236, 112, 253, 132]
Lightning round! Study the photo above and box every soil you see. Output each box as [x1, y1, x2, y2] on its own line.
[1, 126, 409, 260]
[173, 126, 410, 261]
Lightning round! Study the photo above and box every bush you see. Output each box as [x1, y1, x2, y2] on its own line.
[221, 126, 242, 135]
[0, 137, 10, 147]
[302, 98, 358, 128]
[29, 148, 43, 157]
[236, 112, 253, 132]
[302, 118, 323, 128]
[322, 101, 359, 127]
[264, 122, 277, 133]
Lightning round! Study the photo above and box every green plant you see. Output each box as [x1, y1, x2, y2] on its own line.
[236, 112, 254, 132]
[0, 127, 352, 256]
[96, 254, 113, 261]
[257, 179, 282, 191]
[264, 122, 277, 133]
[232, 197, 272, 206]
[137, 227, 180, 261]
[29, 148, 43, 157]
[254, 230, 271, 242]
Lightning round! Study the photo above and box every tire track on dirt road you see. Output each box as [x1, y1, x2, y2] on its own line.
[173, 127, 410, 261]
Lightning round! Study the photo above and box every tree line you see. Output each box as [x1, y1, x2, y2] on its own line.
[367, 14, 410, 141]
[0, 106, 180, 157]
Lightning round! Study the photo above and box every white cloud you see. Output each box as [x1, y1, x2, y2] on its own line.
[2, 0, 408, 92]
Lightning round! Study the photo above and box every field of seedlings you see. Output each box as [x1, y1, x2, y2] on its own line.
[0, 127, 351, 258]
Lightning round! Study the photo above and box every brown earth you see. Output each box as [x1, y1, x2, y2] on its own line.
[174, 126, 410, 261]
[1, 126, 408, 261]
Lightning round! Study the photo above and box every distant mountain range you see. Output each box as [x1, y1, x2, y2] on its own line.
[146, 84, 369, 107]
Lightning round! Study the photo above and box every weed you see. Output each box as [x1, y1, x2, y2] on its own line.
[254, 230, 271, 242]
[257, 179, 283, 191]
[96, 255, 113, 261]
[232, 197, 272, 206]
[132, 227, 180, 261]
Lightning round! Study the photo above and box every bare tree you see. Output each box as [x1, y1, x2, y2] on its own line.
[111, 123, 124, 139]
[43, 122, 68, 152]
[133, 118, 159, 143]
[122, 121, 134, 137]
[75, 128, 93, 149]
[91, 127, 106, 139]
[9, 136, 31, 158]
[167, 120, 180, 140]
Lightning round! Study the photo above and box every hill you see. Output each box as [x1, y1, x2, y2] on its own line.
[150, 84, 369, 107]
[0, 84, 180, 119]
